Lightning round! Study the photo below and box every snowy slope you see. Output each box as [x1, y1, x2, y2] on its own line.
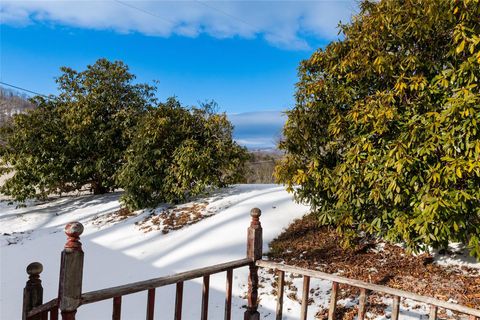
[1, 184, 476, 320]
[0, 184, 312, 320]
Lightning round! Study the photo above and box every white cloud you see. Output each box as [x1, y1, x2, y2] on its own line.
[229, 110, 285, 149]
[1, 0, 357, 49]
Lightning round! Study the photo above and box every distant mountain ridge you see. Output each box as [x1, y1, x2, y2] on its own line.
[228, 110, 286, 150]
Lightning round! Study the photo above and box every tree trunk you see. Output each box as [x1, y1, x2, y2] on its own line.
[91, 180, 108, 195]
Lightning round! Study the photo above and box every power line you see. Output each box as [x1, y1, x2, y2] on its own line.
[0, 81, 50, 99]
[112, 0, 175, 25]
[194, 0, 257, 33]
[112, 0, 262, 36]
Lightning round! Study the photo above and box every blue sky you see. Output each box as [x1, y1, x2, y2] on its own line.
[0, 0, 357, 148]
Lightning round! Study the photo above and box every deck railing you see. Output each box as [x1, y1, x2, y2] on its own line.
[22, 208, 479, 320]
[257, 261, 480, 320]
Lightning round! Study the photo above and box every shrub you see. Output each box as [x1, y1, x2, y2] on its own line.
[0, 59, 155, 200]
[117, 99, 248, 210]
[275, 0, 480, 258]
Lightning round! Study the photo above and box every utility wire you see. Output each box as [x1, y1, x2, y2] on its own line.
[0, 81, 51, 99]
[112, 0, 175, 25]
[112, 0, 263, 36]
[194, 0, 257, 32]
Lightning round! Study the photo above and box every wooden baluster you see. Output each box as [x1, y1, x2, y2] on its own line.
[429, 305, 437, 320]
[357, 288, 368, 320]
[112, 296, 122, 320]
[22, 262, 44, 320]
[146, 289, 155, 320]
[225, 269, 233, 320]
[391, 296, 400, 320]
[50, 306, 59, 320]
[175, 282, 184, 320]
[300, 275, 310, 320]
[328, 282, 339, 320]
[244, 208, 262, 320]
[275, 271, 285, 320]
[58, 222, 85, 320]
[201, 276, 210, 320]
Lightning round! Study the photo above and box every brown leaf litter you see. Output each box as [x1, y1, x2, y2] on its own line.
[136, 202, 214, 234]
[267, 215, 479, 319]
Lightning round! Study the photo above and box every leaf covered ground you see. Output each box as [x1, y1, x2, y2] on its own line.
[267, 215, 480, 319]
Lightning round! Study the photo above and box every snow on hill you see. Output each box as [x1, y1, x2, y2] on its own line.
[2, 184, 475, 320]
[0, 184, 312, 320]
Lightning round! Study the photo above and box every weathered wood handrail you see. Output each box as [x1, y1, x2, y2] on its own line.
[257, 260, 480, 318]
[27, 298, 58, 318]
[80, 258, 252, 304]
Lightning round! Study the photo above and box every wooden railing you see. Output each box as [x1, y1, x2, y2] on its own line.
[23, 208, 263, 320]
[22, 207, 479, 320]
[257, 261, 480, 320]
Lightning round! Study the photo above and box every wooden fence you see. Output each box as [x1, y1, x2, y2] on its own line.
[22, 208, 480, 320]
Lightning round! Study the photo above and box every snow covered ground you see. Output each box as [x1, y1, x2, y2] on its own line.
[1, 184, 477, 320]
[1, 184, 314, 319]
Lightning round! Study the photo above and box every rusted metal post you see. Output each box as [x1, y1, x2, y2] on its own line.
[22, 262, 44, 320]
[58, 222, 84, 320]
[244, 208, 262, 320]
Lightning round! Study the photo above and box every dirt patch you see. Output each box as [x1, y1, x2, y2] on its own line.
[136, 202, 214, 234]
[267, 215, 480, 318]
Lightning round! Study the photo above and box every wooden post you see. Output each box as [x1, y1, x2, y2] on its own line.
[244, 208, 262, 320]
[225, 269, 233, 320]
[300, 275, 310, 320]
[58, 222, 84, 320]
[275, 270, 285, 320]
[201, 276, 210, 320]
[429, 305, 437, 320]
[391, 296, 400, 320]
[175, 282, 184, 320]
[328, 282, 339, 320]
[357, 288, 368, 320]
[22, 262, 44, 320]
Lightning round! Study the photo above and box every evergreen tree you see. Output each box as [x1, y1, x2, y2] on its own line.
[118, 98, 248, 210]
[275, 0, 480, 258]
[1, 59, 155, 200]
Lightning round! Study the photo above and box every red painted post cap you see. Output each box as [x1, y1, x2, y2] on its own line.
[65, 222, 84, 237]
[64, 222, 84, 251]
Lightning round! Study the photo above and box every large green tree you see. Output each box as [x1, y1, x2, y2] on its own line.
[117, 99, 248, 210]
[1, 59, 155, 200]
[276, 0, 480, 258]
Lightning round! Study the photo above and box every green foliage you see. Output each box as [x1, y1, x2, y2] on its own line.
[1, 59, 156, 200]
[275, 0, 480, 258]
[1, 61, 246, 208]
[117, 99, 248, 210]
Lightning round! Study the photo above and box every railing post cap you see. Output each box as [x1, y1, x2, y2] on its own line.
[250, 208, 261, 218]
[26, 262, 43, 276]
[65, 221, 84, 237]
[64, 221, 84, 251]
